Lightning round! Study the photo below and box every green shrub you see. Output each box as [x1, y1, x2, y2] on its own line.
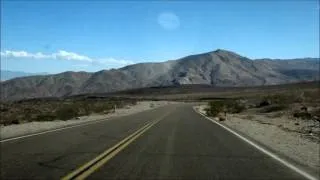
[56, 105, 79, 120]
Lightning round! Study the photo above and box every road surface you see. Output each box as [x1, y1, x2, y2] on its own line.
[1, 104, 315, 179]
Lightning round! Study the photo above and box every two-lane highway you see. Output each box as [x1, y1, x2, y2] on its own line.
[1, 104, 315, 179]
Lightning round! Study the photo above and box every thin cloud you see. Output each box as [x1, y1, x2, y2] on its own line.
[53, 50, 92, 62]
[98, 58, 134, 65]
[1, 50, 133, 66]
[0, 50, 49, 59]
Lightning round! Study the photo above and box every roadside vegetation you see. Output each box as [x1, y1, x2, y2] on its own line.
[205, 88, 320, 121]
[0, 98, 137, 125]
[205, 99, 246, 120]
[204, 87, 320, 138]
[256, 90, 319, 120]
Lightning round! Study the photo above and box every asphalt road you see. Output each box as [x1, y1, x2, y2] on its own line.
[0, 104, 313, 179]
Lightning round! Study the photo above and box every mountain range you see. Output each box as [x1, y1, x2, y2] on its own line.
[1, 49, 319, 101]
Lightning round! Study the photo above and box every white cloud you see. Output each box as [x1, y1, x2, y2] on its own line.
[0, 50, 51, 59]
[33, 52, 49, 59]
[0, 50, 93, 62]
[53, 50, 92, 62]
[1, 49, 133, 67]
[98, 58, 134, 65]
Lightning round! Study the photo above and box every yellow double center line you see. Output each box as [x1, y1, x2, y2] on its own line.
[61, 119, 161, 180]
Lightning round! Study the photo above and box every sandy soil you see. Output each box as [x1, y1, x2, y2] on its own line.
[1, 101, 174, 140]
[195, 105, 320, 172]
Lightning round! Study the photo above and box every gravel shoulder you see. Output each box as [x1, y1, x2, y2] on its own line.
[0, 101, 175, 140]
[195, 105, 320, 174]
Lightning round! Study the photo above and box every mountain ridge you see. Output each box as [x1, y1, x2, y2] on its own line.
[1, 49, 319, 101]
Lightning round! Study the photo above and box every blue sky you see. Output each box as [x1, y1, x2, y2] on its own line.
[1, 0, 319, 73]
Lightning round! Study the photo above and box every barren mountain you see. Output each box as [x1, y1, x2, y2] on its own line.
[1, 49, 319, 101]
[1, 71, 91, 100]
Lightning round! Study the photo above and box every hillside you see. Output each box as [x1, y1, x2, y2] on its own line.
[1, 49, 319, 101]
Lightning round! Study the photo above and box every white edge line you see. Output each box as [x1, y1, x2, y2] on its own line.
[193, 107, 319, 180]
[0, 118, 109, 143]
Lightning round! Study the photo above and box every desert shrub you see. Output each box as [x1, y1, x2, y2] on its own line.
[268, 112, 283, 118]
[218, 115, 226, 121]
[260, 104, 288, 113]
[90, 102, 113, 114]
[225, 100, 246, 113]
[302, 90, 320, 103]
[35, 114, 57, 122]
[206, 101, 224, 117]
[79, 102, 91, 116]
[206, 100, 245, 117]
[271, 94, 291, 104]
[293, 111, 312, 120]
[131, 100, 137, 105]
[293, 96, 304, 103]
[310, 108, 320, 117]
[0, 106, 9, 112]
[56, 105, 79, 120]
[11, 119, 20, 125]
[0, 99, 137, 125]
[258, 94, 293, 107]
[245, 115, 254, 120]
[257, 100, 271, 107]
